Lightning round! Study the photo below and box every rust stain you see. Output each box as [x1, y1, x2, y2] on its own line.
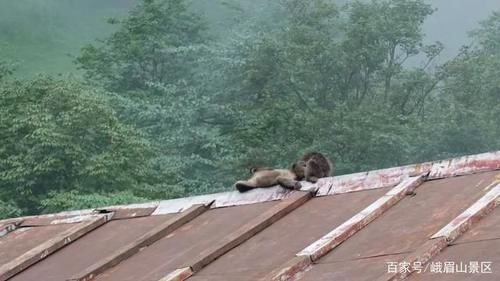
[0, 215, 109, 281]
[67, 205, 206, 281]
[189, 192, 312, 273]
[429, 152, 500, 179]
[2, 152, 500, 281]
[377, 238, 448, 281]
[450, 213, 469, 228]
[318, 162, 431, 196]
[158, 267, 193, 281]
[299, 176, 424, 263]
[432, 183, 500, 242]
[0, 220, 22, 238]
[264, 256, 312, 281]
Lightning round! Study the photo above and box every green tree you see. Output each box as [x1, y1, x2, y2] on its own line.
[425, 12, 500, 158]
[77, 0, 208, 92]
[77, 0, 230, 195]
[0, 77, 158, 216]
[0, 60, 15, 82]
[213, 0, 441, 175]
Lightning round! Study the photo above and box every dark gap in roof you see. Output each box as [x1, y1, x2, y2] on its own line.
[18, 223, 70, 228]
[450, 237, 500, 246]
[315, 250, 413, 265]
[325, 182, 333, 195]
[208, 199, 283, 210]
[94, 209, 113, 214]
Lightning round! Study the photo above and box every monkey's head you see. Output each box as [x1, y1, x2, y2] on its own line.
[292, 160, 307, 180]
[250, 166, 259, 174]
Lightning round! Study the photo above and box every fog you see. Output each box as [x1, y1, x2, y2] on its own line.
[2, 0, 500, 215]
[1, 0, 500, 76]
[424, 0, 500, 61]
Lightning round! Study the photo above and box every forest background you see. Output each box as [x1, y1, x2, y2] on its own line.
[1, 0, 500, 218]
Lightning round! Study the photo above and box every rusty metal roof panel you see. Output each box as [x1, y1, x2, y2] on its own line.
[0, 215, 111, 281]
[1, 151, 500, 281]
[406, 207, 500, 281]
[0, 224, 74, 266]
[315, 150, 500, 196]
[93, 201, 278, 281]
[298, 170, 499, 280]
[10, 214, 176, 281]
[408, 239, 500, 281]
[301, 254, 407, 281]
[454, 205, 500, 243]
[189, 187, 391, 281]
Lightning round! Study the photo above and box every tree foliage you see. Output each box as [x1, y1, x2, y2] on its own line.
[1, 0, 500, 218]
[213, 0, 444, 174]
[0, 77, 157, 215]
[77, 0, 208, 92]
[77, 0, 229, 196]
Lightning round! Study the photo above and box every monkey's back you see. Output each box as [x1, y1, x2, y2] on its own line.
[252, 169, 296, 187]
[300, 152, 332, 176]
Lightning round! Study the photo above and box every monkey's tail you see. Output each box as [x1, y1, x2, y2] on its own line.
[235, 182, 255, 193]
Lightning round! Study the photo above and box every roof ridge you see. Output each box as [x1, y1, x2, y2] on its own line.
[2, 150, 500, 223]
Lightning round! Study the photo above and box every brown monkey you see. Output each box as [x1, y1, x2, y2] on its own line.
[235, 166, 302, 192]
[292, 152, 332, 183]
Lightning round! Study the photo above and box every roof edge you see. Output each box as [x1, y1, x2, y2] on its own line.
[3, 150, 500, 224]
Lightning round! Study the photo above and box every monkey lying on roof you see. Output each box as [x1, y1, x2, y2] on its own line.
[234, 166, 301, 193]
[234, 152, 332, 192]
[292, 152, 332, 183]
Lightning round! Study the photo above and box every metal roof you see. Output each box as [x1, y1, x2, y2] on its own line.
[1, 151, 500, 281]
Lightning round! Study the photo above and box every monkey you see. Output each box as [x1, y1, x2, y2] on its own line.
[292, 152, 332, 183]
[234, 166, 302, 192]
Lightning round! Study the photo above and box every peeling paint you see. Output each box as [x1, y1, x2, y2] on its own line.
[50, 215, 99, 225]
[99, 202, 160, 210]
[157, 267, 193, 281]
[429, 151, 500, 179]
[316, 151, 500, 197]
[264, 256, 312, 281]
[0, 214, 110, 281]
[1, 151, 500, 281]
[153, 186, 294, 215]
[188, 192, 311, 273]
[266, 176, 424, 281]
[3, 151, 500, 228]
[431, 183, 500, 242]
[298, 176, 423, 261]
[0, 220, 22, 238]
[68, 206, 205, 281]
[316, 163, 432, 196]
[377, 237, 448, 281]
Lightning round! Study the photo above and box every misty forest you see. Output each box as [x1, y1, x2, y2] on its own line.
[1, 0, 500, 219]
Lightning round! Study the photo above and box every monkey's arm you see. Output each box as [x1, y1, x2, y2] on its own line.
[306, 176, 319, 183]
[305, 160, 321, 183]
[277, 177, 302, 190]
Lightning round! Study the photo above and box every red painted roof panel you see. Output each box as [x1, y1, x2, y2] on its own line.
[299, 171, 499, 280]
[0, 224, 74, 266]
[10, 215, 176, 281]
[93, 201, 277, 281]
[1, 151, 500, 281]
[190, 187, 390, 281]
[406, 207, 500, 281]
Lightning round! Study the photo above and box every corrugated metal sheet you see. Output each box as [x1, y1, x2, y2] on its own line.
[93, 201, 281, 281]
[1, 151, 500, 281]
[1, 214, 111, 281]
[297, 171, 499, 281]
[407, 207, 500, 281]
[190, 187, 390, 281]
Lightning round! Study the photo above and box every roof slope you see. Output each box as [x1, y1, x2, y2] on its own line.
[1, 151, 500, 281]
